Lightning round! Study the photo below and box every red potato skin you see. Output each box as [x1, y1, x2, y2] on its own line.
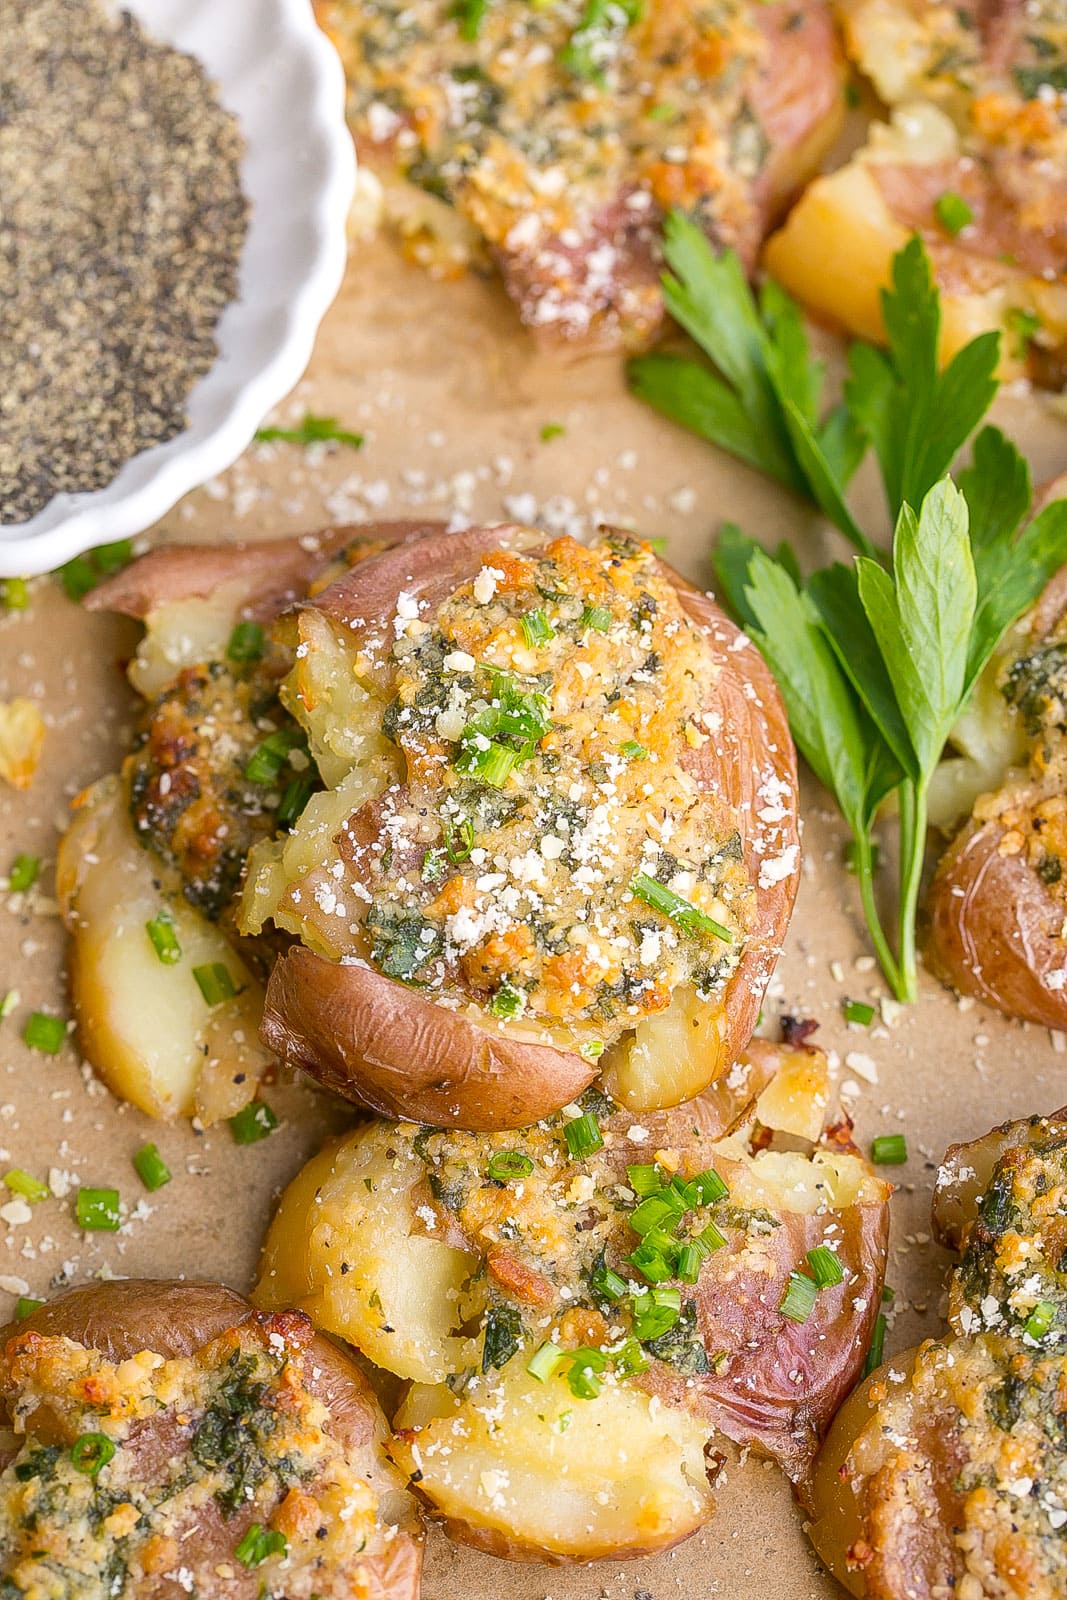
[932, 1107, 1067, 1251]
[1, 1281, 423, 1600]
[263, 525, 800, 1129]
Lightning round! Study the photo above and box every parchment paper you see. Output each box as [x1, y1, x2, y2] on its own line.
[2, 233, 1067, 1598]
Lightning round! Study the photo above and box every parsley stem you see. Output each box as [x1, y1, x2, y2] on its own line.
[895, 779, 927, 1004]
[852, 830, 900, 997]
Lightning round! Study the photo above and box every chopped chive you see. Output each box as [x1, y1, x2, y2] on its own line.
[870, 1133, 907, 1166]
[521, 608, 555, 648]
[540, 422, 566, 442]
[0, 992, 18, 1020]
[619, 739, 648, 760]
[255, 414, 362, 450]
[75, 1188, 121, 1232]
[235, 1524, 288, 1568]
[244, 728, 304, 786]
[527, 1341, 565, 1382]
[631, 1286, 681, 1340]
[457, 737, 518, 788]
[685, 1168, 728, 1206]
[226, 620, 265, 663]
[578, 1038, 604, 1060]
[694, 1219, 727, 1255]
[4, 1170, 49, 1203]
[192, 963, 236, 1006]
[863, 1312, 887, 1377]
[581, 604, 613, 632]
[934, 191, 974, 237]
[564, 1112, 603, 1160]
[145, 910, 181, 965]
[444, 817, 475, 862]
[843, 998, 876, 1027]
[70, 1432, 115, 1477]
[230, 1101, 278, 1145]
[626, 1163, 662, 1197]
[645, 536, 668, 555]
[591, 1261, 628, 1301]
[780, 1271, 818, 1324]
[15, 1297, 42, 1320]
[488, 982, 525, 1019]
[611, 1336, 648, 1375]
[277, 773, 316, 830]
[630, 872, 732, 942]
[1025, 1300, 1057, 1340]
[22, 1013, 67, 1054]
[566, 1347, 608, 1399]
[629, 1194, 681, 1238]
[881, 1284, 895, 1304]
[1007, 306, 1041, 360]
[421, 849, 445, 883]
[627, 1242, 673, 1283]
[645, 101, 675, 121]
[92, 540, 134, 576]
[59, 555, 99, 601]
[677, 1244, 703, 1283]
[132, 1143, 171, 1192]
[1, 578, 29, 611]
[7, 854, 39, 892]
[450, 0, 488, 39]
[806, 1246, 844, 1287]
[486, 1150, 534, 1182]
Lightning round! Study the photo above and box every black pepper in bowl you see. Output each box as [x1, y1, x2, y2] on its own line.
[0, 0, 249, 524]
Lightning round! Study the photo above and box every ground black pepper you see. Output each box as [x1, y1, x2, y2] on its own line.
[0, 0, 249, 523]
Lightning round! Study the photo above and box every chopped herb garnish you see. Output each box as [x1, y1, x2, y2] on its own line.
[444, 816, 475, 861]
[235, 1524, 288, 1568]
[934, 191, 973, 236]
[806, 1246, 844, 1287]
[863, 1311, 887, 1376]
[14, 1297, 42, 1320]
[619, 739, 648, 759]
[627, 1163, 662, 1197]
[0, 991, 18, 1020]
[70, 1432, 115, 1477]
[631, 1286, 681, 1341]
[277, 772, 316, 830]
[540, 422, 566, 442]
[255, 413, 363, 449]
[4, 1170, 49, 1203]
[486, 1150, 534, 1182]
[1, 578, 29, 610]
[685, 1168, 729, 1206]
[521, 608, 555, 647]
[482, 1305, 524, 1371]
[145, 910, 181, 965]
[193, 962, 236, 1006]
[630, 872, 732, 942]
[1025, 1300, 1057, 1341]
[22, 1013, 67, 1054]
[611, 1337, 649, 1375]
[244, 728, 305, 786]
[564, 1111, 603, 1160]
[842, 998, 875, 1027]
[488, 982, 525, 1019]
[1006, 306, 1042, 360]
[527, 1341, 565, 1382]
[591, 1261, 628, 1301]
[578, 1038, 604, 1060]
[780, 1270, 819, 1324]
[75, 1187, 121, 1232]
[566, 1347, 608, 1399]
[133, 1143, 172, 1191]
[677, 1244, 703, 1283]
[870, 1133, 907, 1166]
[630, 1193, 683, 1237]
[7, 853, 39, 892]
[226, 620, 265, 663]
[450, 0, 488, 39]
[230, 1102, 279, 1145]
[580, 604, 613, 632]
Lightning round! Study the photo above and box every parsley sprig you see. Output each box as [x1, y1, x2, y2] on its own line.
[629, 213, 1067, 1001]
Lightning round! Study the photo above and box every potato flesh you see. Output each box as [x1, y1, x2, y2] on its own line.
[127, 587, 250, 699]
[391, 1365, 713, 1562]
[753, 1047, 829, 1143]
[58, 777, 271, 1121]
[601, 981, 728, 1111]
[254, 1126, 479, 1383]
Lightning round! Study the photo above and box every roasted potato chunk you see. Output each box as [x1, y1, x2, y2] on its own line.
[0, 1281, 421, 1599]
[255, 1039, 889, 1561]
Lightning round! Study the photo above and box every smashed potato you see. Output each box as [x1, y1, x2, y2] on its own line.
[255, 1039, 889, 1560]
[808, 1107, 1067, 1598]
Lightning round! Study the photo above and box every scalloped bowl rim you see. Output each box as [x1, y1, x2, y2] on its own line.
[0, 0, 355, 576]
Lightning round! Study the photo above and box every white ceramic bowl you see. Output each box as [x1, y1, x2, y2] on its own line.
[0, 0, 355, 576]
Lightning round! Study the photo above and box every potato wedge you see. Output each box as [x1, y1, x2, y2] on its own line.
[57, 775, 273, 1122]
[253, 524, 799, 1126]
[256, 1040, 889, 1558]
[0, 1281, 421, 1599]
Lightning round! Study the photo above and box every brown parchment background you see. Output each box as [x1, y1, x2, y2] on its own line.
[2, 234, 1067, 1598]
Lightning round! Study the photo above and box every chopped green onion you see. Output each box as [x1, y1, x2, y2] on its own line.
[0, 992, 18, 1020]
[591, 1261, 628, 1301]
[1025, 1300, 1057, 1340]
[564, 1112, 603, 1160]
[458, 738, 518, 788]
[76, 1188, 121, 1232]
[627, 1242, 674, 1284]
[235, 1524, 288, 1568]
[843, 998, 876, 1027]
[626, 1163, 662, 1197]
[227, 620, 265, 663]
[677, 1244, 703, 1283]
[444, 817, 475, 861]
[145, 911, 181, 965]
[527, 1341, 565, 1382]
[870, 1134, 907, 1166]
[8, 854, 39, 892]
[540, 422, 566, 442]
[565, 1347, 608, 1399]
[4, 1170, 49, 1203]
[780, 1271, 819, 1324]
[22, 1013, 67, 1054]
[15, 1297, 42, 1320]
[629, 872, 732, 943]
[92, 540, 134, 576]
[631, 1286, 681, 1341]
[610, 1337, 648, 1376]
[133, 1143, 172, 1192]
[806, 1246, 844, 1288]
[277, 773, 316, 830]
[619, 740, 648, 760]
[629, 1194, 680, 1238]
[685, 1168, 728, 1207]
[581, 604, 613, 632]
[1007, 306, 1042, 360]
[59, 555, 98, 601]
[230, 1102, 278, 1145]
[694, 1220, 727, 1256]
[934, 191, 974, 236]
[521, 608, 555, 648]
[882, 1284, 895, 1304]
[488, 982, 525, 1019]
[486, 1150, 534, 1182]
[255, 414, 362, 449]
[193, 963, 236, 1007]
[70, 1432, 115, 1477]
[421, 849, 445, 883]
[1, 578, 29, 611]
[244, 728, 305, 786]
[646, 536, 668, 555]
[863, 1312, 887, 1377]
[578, 1039, 604, 1061]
